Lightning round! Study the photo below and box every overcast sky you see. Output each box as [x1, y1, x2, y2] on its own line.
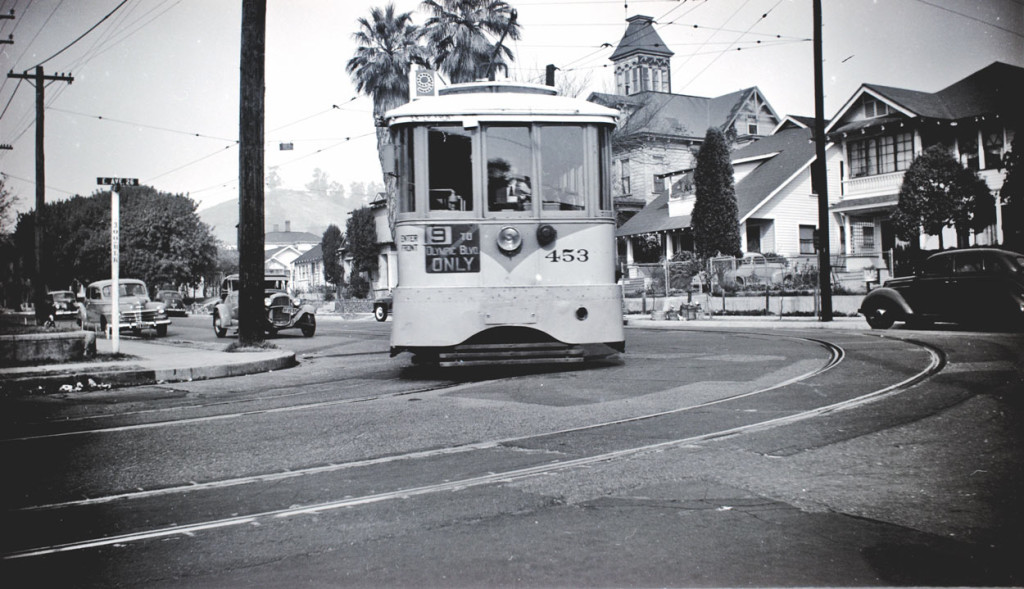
[1, 0, 1021, 217]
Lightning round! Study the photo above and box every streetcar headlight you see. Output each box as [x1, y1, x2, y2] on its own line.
[536, 224, 557, 246]
[496, 226, 522, 254]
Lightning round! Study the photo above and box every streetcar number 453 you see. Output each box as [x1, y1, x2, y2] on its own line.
[545, 249, 589, 263]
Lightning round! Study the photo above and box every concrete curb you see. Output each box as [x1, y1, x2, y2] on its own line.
[0, 349, 296, 395]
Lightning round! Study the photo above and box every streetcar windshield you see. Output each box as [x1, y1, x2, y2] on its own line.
[540, 125, 585, 211]
[486, 125, 532, 213]
[428, 125, 473, 211]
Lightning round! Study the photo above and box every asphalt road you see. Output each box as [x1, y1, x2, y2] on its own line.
[2, 318, 1022, 587]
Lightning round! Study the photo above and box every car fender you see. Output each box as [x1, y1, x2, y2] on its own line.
[294, 304, 317, 324]
[859, 287, 914, 316]
[213, 302, 235, 327]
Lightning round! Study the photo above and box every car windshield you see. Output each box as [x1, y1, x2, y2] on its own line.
[50, 292, 75, 302]
[102, 283, 148, 297]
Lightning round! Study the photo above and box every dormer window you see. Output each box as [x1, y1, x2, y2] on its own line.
[864, 98, 889, 118]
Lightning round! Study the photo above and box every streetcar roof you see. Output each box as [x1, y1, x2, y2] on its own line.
[385, 81, 619, 125]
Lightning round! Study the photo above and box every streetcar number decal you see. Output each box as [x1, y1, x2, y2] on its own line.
[425, 224, 480, 273]
[545, 249, 589, 263]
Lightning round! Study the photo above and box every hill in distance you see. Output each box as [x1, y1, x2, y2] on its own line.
[199, 188, 369, 246]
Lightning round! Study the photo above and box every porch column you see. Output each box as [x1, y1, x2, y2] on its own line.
[625, 238, 635, 265]
[843, 215, 852, 256]
[664, 232, 674, 260]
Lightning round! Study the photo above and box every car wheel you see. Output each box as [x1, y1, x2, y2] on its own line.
[734, 277, 745, 287]
[213, 311, 227, 338]
[301, 316, 316, 337]
[864, 302, 896, 329]
[374, 305, 388, 322]
[155, 324, 168, 337]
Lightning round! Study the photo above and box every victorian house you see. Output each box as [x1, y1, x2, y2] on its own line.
[826, 61, 1020, 257]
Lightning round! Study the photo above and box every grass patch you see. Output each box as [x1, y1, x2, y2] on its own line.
[225, 340, 279, 353]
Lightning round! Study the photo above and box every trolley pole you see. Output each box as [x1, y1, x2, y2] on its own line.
[812, 0, 833, 321]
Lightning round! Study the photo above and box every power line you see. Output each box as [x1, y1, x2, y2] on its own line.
[48, 107, 238, 142]
[908, 0, 1024, 39]
[33, 0, 128, 68]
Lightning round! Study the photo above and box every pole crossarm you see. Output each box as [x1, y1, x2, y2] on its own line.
[8, 71, 75, 85]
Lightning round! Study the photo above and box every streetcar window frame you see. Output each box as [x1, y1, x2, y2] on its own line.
[483, 124, 535, 216]
[598, 126, 614, 212]
[426, 125, 475, 214]
[393, 126, 416, 214]
[537, 124, 589, 215]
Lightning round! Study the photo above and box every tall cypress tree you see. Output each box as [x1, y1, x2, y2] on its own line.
[691, 127, 741, 259]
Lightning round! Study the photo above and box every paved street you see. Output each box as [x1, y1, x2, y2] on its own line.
[2, 317, 1022, 587]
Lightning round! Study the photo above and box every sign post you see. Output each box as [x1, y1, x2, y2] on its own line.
[97, 178, 138, 354]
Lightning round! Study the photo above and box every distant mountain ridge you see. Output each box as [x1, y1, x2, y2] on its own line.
[198, 188, 367, 246]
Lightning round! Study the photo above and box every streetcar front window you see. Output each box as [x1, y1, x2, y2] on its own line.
[599, 126, 613, 211]
[540, 125, 586, 211]
[486, 125, 533, 213]
[428, 126, 474, 211]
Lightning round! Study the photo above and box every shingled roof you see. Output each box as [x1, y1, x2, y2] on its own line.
[590, 87, 765, 141]
[609, 15, 674, 61]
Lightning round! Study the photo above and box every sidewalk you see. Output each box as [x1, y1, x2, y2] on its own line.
[0, 336, 296, 394]
[625, 314, 868, 331]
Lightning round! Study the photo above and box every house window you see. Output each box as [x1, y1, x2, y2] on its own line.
[957, 128, 980, 171]
[864, 98, 889, 118]
[747, 115, 758, 135]
[848, 132, 914, 177]
[799, 225, 816, 254]
[983, 123, 1004, 170]
[620, 158, 631, 194]
[861, 225, 875, 250]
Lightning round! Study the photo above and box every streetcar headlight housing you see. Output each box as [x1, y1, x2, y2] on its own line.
[536, 224, 557, 246]
[496, 226, 522, 254]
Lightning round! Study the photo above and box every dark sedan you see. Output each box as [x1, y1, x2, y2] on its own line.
[155, 290, 188, 317]
[859, 248, 1024, 329]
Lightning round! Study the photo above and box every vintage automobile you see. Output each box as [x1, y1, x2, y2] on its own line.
[45, 290, 81, 320]
[720, 253, 793, 287]
[83, 278, 171, 336]
[859, 248, 1024, 330]
[373, 294, 392, 322]
[155, 290, 188, 317]
[212, 288, 316, 338]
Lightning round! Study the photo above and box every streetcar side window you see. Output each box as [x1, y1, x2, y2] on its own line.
[427, 126, 474, 211]
[599, 126, 613, 211]
[485, 125, 533, 213]
[395, 126, 416, 213]
[539, 125, 586, 211]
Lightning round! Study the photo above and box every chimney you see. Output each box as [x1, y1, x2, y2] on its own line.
[285, 220, 291, 233]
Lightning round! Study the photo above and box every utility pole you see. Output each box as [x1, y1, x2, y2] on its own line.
[812, 0, 833, 321]
[238, 0, 266, 345]
[7, 67, 74, 324]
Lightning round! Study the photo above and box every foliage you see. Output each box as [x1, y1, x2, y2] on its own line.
[1001, 135, 1023, 252]
[306, 168, 345, 199]
[893, 145, 995, 249]
[631, 232, 662, 263]
[12, 186, 218, 293]
[668, 251, 701, 292]
[321, 224, 345, 286]
[421, 0, 522, 84]
[691, 127, 741, 259]
[0, 175, 18, 234]
[346, 272, 371, 299]
[347, 3, 426, 239]
[346, 207, 379, 275]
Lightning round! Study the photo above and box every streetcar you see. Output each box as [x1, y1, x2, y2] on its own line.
[382, 80, 625, 366]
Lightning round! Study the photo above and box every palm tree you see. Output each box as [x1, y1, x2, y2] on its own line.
[421, 0, 521, 84]
[346, 4, 425, 237]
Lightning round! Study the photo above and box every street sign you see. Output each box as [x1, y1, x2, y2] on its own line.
[97, 177, 139, 186]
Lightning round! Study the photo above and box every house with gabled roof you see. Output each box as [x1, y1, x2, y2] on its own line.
[292, 243, 325, 294]
[617, 116, 844, 265]
[588, 14, 781, 222]
[825, 61, 1020, 255]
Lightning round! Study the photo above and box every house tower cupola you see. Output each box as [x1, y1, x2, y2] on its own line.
[611, 15, 673, 95]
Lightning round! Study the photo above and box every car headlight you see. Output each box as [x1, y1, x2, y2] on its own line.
[264, 297, 273, 307]
[497, 226, 522, 254]
[291, 297, 301, 307]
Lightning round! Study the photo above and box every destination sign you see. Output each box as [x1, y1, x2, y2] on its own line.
[425, 224, 479, 273]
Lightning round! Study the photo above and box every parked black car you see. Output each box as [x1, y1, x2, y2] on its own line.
[859, 248, 1024, 329]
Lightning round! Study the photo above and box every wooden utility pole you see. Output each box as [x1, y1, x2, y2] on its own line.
[238, 0, 267, 345]
[812, 0, 833, 321]
[7, 67, 74, 324]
